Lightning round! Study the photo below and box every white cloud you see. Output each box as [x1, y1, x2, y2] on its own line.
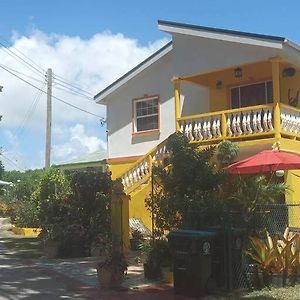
[52, 123, 106, 164]
[0, 30, 168, 128]
[0, 28, 168, 170]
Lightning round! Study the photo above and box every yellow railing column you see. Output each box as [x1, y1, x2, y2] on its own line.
[174, 78, 181, 132]
[271, 58, 281, 140]
[221, 113, 227, 139]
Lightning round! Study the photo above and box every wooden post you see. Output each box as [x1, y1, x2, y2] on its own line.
[174, 78, 181, 132]
[271, 58, 281, 140]
[221, 113, 227, 139]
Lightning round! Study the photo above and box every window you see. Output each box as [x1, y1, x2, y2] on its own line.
[230, 81, 273, 109]
[133, 96, 159, 133]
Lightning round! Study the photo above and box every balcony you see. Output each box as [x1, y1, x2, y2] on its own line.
[177, 103, 300, 145]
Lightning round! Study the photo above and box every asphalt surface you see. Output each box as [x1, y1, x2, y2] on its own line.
[0, 218, 87, 300]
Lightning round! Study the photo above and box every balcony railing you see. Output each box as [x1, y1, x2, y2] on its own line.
[120, 141, 170, 194]
[177, 104, 280, 143]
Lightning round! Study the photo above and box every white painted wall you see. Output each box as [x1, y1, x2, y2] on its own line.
[172, 33, 282, 77]
[106, 51, 175, 159]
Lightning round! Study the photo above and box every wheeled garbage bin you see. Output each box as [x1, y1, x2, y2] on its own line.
[168, 230, 217, 297]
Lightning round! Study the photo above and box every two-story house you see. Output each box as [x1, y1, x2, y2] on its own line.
[94, 20, 300, 247]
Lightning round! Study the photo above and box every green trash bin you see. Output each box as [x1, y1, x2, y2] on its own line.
[168, 230, 217, 297]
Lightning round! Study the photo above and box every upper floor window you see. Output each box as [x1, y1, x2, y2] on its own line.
[133, 96, 159, 133]
[230, 80, 273, 109]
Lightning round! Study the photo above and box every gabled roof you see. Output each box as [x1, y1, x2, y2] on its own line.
[94, 41, 172, 103]
[158, 20, 286, 42]
[94, 20, 300, 105]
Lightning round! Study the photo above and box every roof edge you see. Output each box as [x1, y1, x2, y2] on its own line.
[158, 20, 285, 42]
[94, 41, 172, 103]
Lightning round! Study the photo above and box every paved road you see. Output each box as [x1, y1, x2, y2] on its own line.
[0, 218, 87, 300]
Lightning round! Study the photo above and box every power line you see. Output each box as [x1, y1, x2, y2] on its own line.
[0, 64, 105, 121]
[0, 63, 46, 85]
[0, 42, 46, 78]
[53, 83, 94, 101]
[14, 82, 45, 138]
[0, 36, 96, 100]
[53, 74, 94, 96]
[0, 153, 25, 172]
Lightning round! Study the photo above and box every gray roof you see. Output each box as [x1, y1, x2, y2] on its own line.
[158, 20, 286, 42]
[56, 150, 106, 167]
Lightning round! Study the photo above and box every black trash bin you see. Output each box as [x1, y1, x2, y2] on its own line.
[168, 230, 217, 297]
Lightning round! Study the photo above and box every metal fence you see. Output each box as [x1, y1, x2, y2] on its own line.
[226, 203, 300, 291]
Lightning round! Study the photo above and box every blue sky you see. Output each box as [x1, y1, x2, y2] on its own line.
[1, 0, 300, 171]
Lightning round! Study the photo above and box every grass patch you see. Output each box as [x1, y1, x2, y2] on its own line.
[241, 285, 300, 299]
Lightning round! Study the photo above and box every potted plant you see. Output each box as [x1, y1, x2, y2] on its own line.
[130, 229, 144, 251]
[245, 228, 300, 288]
[96, 250, 128, 289]
[140, 238, 172, 280]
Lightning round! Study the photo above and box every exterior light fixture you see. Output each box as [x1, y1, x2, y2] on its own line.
[282, 67, 296, 77]
[275, 170, 285, 177]
[234, 67, 242, 78]
[0, 85, 3, 92]
[216, 81, 222, 90]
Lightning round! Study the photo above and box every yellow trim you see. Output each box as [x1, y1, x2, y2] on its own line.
[271, 60, 281, 140]
[174, 79, 181, 131]
[178, 104, 273, 122]
[11, 225, 41, 237]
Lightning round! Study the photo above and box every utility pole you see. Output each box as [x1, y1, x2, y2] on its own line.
[45, 68, 52, 169]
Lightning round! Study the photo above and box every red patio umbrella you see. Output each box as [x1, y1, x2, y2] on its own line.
[224, 150, 300, 174]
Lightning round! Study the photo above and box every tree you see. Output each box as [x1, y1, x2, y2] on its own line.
[146, 133, 225, 235]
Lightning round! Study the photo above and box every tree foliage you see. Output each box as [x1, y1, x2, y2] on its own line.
[146, 133, 225, 235]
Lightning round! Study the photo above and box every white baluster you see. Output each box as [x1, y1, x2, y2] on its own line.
[257, 111, 263, 132]
[246, 113, 252, 134]
[267, 111, 273, 131]
[197, 121, 203, 140]
[263, 110, 268, 131]
[188, 123, 194, 140]
[296, 115, 300, 134]
[227, 115, 232, 137]
[212, 119, 217, 137]
[216, 118, 221, 137]
[236, 114, 242, 135]
[232, 115, 237, 135]
[290, 114, 296, 133]
[180, 123, 184, 133]
[281, 113, 286, 131]
[128, 173, 134, 186]
[133, 170, 138, 182]
[242, 113, 247, 133]
[194, 123, 199, 140]
[202, 121, 207, 139]
[207, 119, 212, 139]
[144, 161, 149, 175]
[252, 112, 258, 132]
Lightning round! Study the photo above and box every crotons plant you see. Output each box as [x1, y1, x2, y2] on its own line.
[245, 227, 300, 277]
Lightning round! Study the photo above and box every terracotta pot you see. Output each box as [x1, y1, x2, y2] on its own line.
[44, 240, 60, 258]
[96, 265, 124, 289]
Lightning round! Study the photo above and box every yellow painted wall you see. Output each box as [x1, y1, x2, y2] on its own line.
[285, 170, 300, 227]
[11, 225, 41, 237]
[280, 63, 300, 107]
[129, 183, 152, 230]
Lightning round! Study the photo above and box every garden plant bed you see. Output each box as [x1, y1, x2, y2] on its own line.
[242, 285, 300, 299]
